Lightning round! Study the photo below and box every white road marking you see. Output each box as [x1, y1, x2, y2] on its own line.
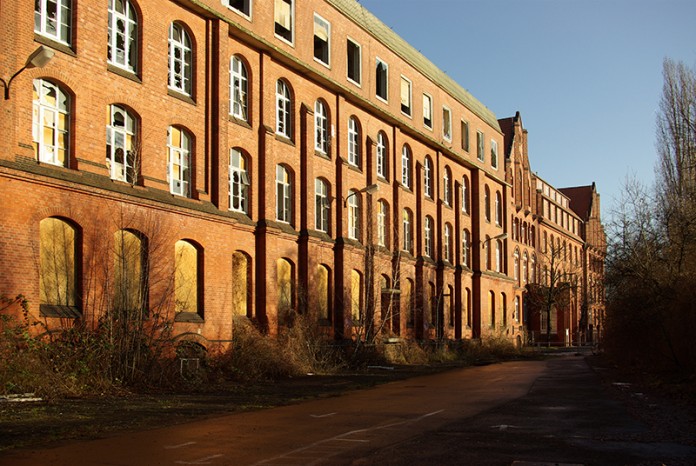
[165, 442, 197, 449]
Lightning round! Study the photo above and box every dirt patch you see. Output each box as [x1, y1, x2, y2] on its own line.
[0, 364, 449, 453]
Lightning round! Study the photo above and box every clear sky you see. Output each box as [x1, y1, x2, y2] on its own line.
[357, 0, 696, 221]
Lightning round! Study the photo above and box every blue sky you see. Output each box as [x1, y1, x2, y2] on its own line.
[357, 0, 696, 220]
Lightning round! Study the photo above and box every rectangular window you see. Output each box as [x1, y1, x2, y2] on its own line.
[226, 0, 251, 18]
[376, 58, 388, 101]
[442, 106, 452, 141]
[274, 0, 293, 44]
[314, 14, 330, 66]
[347, 38, 361, 85]
[400, 76, 412, 117]
[477, 131, 484, 162]
[35, 0, 72, 45]
[423, 94, 432, 129]
[491, 139, 498, 169]
[461, 120, 470, 151]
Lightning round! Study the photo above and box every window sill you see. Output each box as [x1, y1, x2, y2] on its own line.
[314, 150, 330, 160]
[107, 64, 141, 84]
[34, 34, 75, 57]
[229, 114, 251, 128]
[168, 88, 196, 105]
[274, 134, 295, 146]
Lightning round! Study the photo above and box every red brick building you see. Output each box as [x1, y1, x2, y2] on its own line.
[0, 0, 604, 350]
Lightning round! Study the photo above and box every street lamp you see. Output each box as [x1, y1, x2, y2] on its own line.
[480, 232, 508, 248]
[1, 46, 55, 100]
[343, 183, 379, 206]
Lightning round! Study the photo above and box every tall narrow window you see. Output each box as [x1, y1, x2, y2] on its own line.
[106, 104, 137, 183]
[113, 229, 147, 314]
[315, 178, 329, 233]
[514, 296, 520, 323]
[495, 191, 502, 225]
[401, 145, 411, 189]
[168, 23, 193, 96]
[347, 117, 361, 167]
[377, 200, 388, 247]
[462, 229, 471, 268]
[476, 131, 484, 162]
[314, 100, 328, 154]
[491, 139, 499, 169]
[315, 264, 330, 321]
[226, 0, 251, 18]
[276, 165, 292, 224]
[231, 251, 250, 317]
[523, 252, 529, 283]
[277, 258, 294, 314]
[347, 190, 361, 241]
[347, 38, 361, 85]
[167, 126, 191, 197]
[444, 223, 452, 263]
[376, 58, 388, 101]
[229, 148, 249, 213]
[35, 0, 71, 45]
[276, 79, 292, 139]
[402, 209, 413, 254]
[423, 94, 433, 128]
[442, 106, 452, 141]
[484, 236, 491, 270]
[424, 216, 433, 258]
[274, 0, 293, 44]
[313, 14, 330, 66]
[424, 156, 433, 198]
[514, 249, 520, 283]
[484, 185, 491, 222]
[495, 239, 502, 272]
[461, 120, 470, 151]
[462, 175, 470, 213]
[376, 132, 388, 179]
[33, 79, 70, 167]
[350, 270, 362, 322]
[39, 217, 78, 316]
[108, 0, 138, 72]
[443, 167, 452, 206]
[400, 76, 412, 116]
[230, 55, 248, 121]
[175, 240, 201, 318]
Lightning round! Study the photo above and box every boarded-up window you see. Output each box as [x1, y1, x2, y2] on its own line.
[315, 264, 330, 321]
[113, 229, 147, 314]
[277, 258, 293, 314]
[175, 240, 198, 315]
[351, 270, 362, 322]
[40, 217, 77, 315]
[231, 251, 249, 317]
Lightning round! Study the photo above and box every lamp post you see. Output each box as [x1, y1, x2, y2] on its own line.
[480, 232, 508, 248]
[1, 46, 55, 100]
[343, 183, 379, 206]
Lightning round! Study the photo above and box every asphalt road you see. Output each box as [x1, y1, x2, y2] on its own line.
[2, 355, 694, 466]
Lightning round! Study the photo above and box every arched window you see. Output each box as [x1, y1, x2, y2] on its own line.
[462, 175, 470, 214]
[314, 178, 330, 233]
[443, 166, 452, 206]
[377, 200, 388, 247]
[347, 116, 361, 167]
[405, 279, 415, 327]
[444, 223, 452, 263]
[495, 239, 502, 272]
[465, 288, 472, 327]
[401, 145, 412, 188]
[106, 104, 137, 183]
[523, 252, 529, 283]
[501, 293, 507, 326]
[168, 22, 193, 95]
[229, 148, 249, 213]
[275, 79, 292, 138]
[113, 229, 148, 314]
[402, 208, 413, 253]
[175, 240, 201, 318]
[275, 165, 292, 224]
[108, 0, 138, 72]
[315, 264, 331, 321]
[347, 189, 361, 241]
[376, 132, 388, 179]
[314, 100, 328, 154]
[230, 55, 248, 121]
[495, 191, 502, 226]
[424, 156, 433, 198]
[484, 235, 491, 270]
[39, 217, 78, 315]
[489, 290, 496, 327]
[424, 216, 433, 258]
[514, 249, 520, 283]
[231, 251, 251, 318]
[531, 254, 537, 283]
[447, 285, 454, 328]
[277, 258, 294, 315]
[462, 229, 471, 268]
[167, 126, 192, 197]
[350, 270, 363, 323]
[484, 185, 491, 222]
[514, 296, 521, 322]
[33, 79, 70, 167]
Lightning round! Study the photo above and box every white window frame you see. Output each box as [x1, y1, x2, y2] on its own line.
[402, 209, 412, 253]
[424, 157, 432, 198]
[442, 106, 452, 141]
[347, 190, 360, 241]
[274, 0, 294, 45]
[314, 100, 328, 154]
[462, 229, 471, 268]
[495, 239, 502, 273]
[275, 165, 292, 224]
[168, 23, 193, 96]
[167, 126, 191, 197]
[33, 79, 70, 167]
[230, 55, 248, 121]
[347, 117, 360, 167]
[346, 37, 362, 86]
[106, 104, 136, 183]
[376, 132, 387, 179]
[443, 167, 451, 206]
[276, 79, 292, 139]
[423, 93, 433, 129]
[514, 249, 520, 282]
[229, 148, 249, 213]
[495, 191, 502, 226]
[424, 216, 433, 258]
[377, 200, 387, 247]
[375, 58, 388, 102]
[462, 176, 470, 214]
[444, 224, 452, 263]
[224, 0, 252, 19]
[401, 145, 411, 189]
[35, 0, 71, 45]
[313, 13, 330, 67]
[108, 0, 138, 73]
[400, 75, 412, 117]
[315, 178, 329, 233]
